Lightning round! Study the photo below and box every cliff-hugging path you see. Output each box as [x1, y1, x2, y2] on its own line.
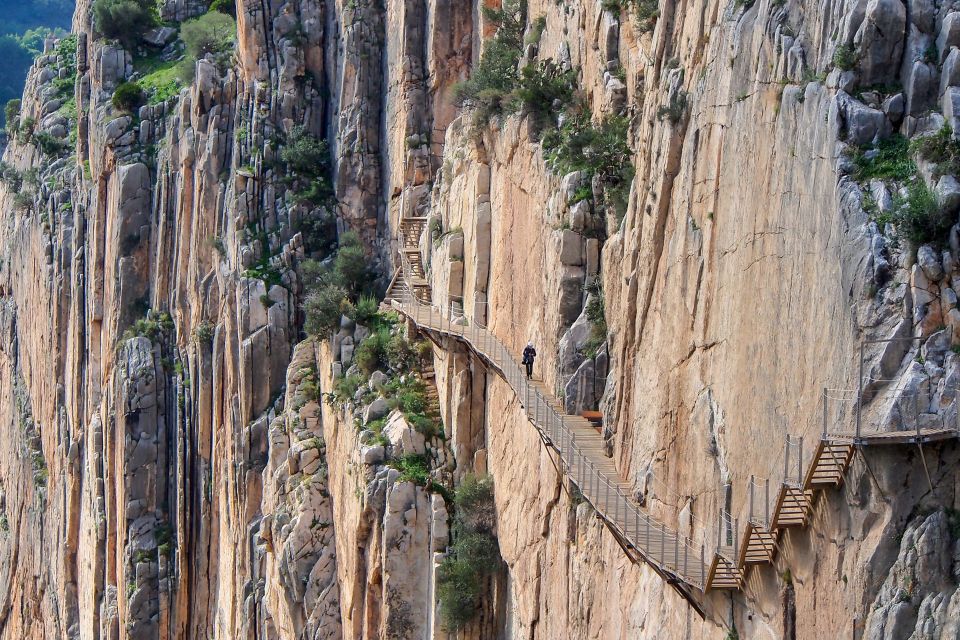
[389, 213, 960, 610]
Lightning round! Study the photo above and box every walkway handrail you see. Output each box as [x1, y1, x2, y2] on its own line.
[390, 280, 707, 590]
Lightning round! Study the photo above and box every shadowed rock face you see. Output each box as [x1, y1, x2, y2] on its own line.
[1, 0, 960, 637]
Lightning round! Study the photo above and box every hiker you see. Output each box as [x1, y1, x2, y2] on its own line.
[522, 343, 537, 379]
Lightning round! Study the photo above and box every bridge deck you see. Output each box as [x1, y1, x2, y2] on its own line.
[389, 212, 959, 599]
[392, 301, 708, 590]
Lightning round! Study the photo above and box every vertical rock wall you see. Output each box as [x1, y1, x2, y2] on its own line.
[1, 0, 960, 638]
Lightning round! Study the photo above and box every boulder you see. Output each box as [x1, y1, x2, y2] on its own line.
[902, 61, 936, 117]
[361, 445, 385, 465]
[938, 12, 960, 62]
[382, 411, 426, 456]
[937, 174, 960, 216]
[918, 244, 944, 281]
[840, 95, 890, 145]
[943, 86, 960, 134]
[364, 397, 390, 423]
[941, 48, 960, 97]
[558, 304, 593, 375]
[855, 0, 907, 85]
[882, 92, 905, 122]
[142, 27, 177, 47]
[556, 229, 583, 266]
[558, 265, 585, 326]
[569, 200, 591, 232]
[430, 493, 449, 551]
[368, 370, 389, 390]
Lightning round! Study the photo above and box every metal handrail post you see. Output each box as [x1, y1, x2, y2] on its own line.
[765, 478, 770, 527]
[674, 532, 679, 571]
[701, 544, 705, 588]
[915, 391, 921, 441]
[749, 475, 755, 522]
[822, 387, 828, 439]
[798, 436, 803, 485]
[856, 341, 864, 440]
[783, 435, 789, 482]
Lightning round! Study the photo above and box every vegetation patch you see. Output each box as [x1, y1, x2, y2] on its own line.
[135, 55, 183, 105]
[853, 135, 916, 182]
[890, 180, 951, 246]
[582, 276, 607, 357]
[542, 113, 634, 221]
[832, 44, 857, 71]
[178, 10, 236, 81]
[388, 454, 430, 485]
[92, 0, 157, 49]
[437, 475, 501, 630]
[123, 310, 175, 343]
[910, 124, 960, 179]
[302, 231, 374, 335]
[112, 81, 145, 112]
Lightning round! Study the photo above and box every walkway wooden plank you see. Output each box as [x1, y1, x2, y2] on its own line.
[389, 213, 959, 599]
[389, 284, 707, 591]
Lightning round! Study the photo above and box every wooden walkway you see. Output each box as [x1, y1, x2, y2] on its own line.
[388, 215, 960, 601]
[390, 299, 708, 594]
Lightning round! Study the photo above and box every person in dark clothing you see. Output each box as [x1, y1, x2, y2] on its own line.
[522, 343, 536, 379]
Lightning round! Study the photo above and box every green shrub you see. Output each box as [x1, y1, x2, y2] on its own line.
[437, 558, 483, 628]
[853, 135, 916, 181]
[396, 388, 427, 414]
[280, 125, 335, 208]
[304, 283, 350, 336]
[193, 322, 215, 343]
[281, 125, 329, 175]
[4, 99, 21, 133]
[123, 311, 174, 343]
[509, 59, 576, 131]
[437, 474, 500, 629]
[178, 11, 236, 80]
[892, 180, 951, 245]
[385, 334, 415, 370]
[92, 0, 156, 49]
[333, 231, 370, 293]
[331, 374, 363, 403]
[910, 125, 960, 179]
[32, 131, 66, 155]
[354, 328, 391, 375]
[453, 0, 525, 124]
[112, 81, 144, 112]
[633, 0, 660, 30]
[350, 294, 380, 325]
[209, 0, 236, 16]
[181, 11, 236, 57]
[453, 474, 497, 533]
[542, 112, 634, 220]
[0, 162, 22, 190]
[390, 454, 430, 484]
[833, 44, 857, 71]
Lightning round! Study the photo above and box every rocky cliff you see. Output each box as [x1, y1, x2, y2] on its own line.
[2, 0, 960, 638]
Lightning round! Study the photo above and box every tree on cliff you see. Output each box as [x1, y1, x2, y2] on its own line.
[92, 0, 156, 49]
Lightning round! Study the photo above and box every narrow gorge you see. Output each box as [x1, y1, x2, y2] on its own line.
[2, 0, 960, 638]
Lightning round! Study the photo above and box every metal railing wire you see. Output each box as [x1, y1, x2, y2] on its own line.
[389, 266, 708, 589]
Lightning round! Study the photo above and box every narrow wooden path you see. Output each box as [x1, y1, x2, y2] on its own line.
[388, 214, 960, 602]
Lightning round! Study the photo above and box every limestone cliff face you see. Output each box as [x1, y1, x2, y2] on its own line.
[2, 0, 960, 638]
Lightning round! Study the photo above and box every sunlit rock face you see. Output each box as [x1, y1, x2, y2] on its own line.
[2, 0, 960, 637]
